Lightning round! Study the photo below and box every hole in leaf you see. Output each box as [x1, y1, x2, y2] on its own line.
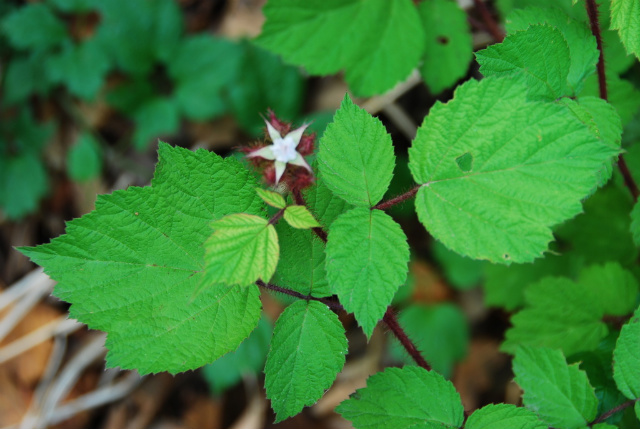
[455, 152, 473, 172]
[437, 36, 449, 45]
[503, 254, 510, 260]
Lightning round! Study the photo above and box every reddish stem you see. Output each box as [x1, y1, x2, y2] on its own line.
[383, 308, 431, 371]
[472, 0, 504, 42]
[584, 0, 639, 202]
[373, 185, 421, 211]
[591, 399, 638, 425]
[257, 280, 343, 311]
[268, 208, 285, 226]
[291, 189, 328, 242]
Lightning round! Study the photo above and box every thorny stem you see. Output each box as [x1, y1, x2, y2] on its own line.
[268, 208, 285, 226]
[373, 185, 421, 211]
[585, 0, 640, 202]
[590, 399, 638, 425]
[472, 0, 504, 43]
[256, 280, 343, 311]
[383, 308, 431, 371]
[286, 188, 431, 370]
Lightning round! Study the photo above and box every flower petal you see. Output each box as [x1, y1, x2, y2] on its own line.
[274, 161, 287, 184]
[287, 123, 311, 148]
[264, 119, 283, 143]
[247, 146, 276, 160]
[289, 153, 312, 172]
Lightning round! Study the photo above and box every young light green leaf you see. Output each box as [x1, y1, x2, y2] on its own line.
[283, 205, 320, 229]
[0, 3, 67, 51]
[318, 95, 395, 207]
[168, 35, 242, 120]
[408, 77, 618, 263]
[265, 300, 347, 422]
[502, 277, 608, 355]
[256, 0, 424, 97]
[203, 213, 278, 287]
[272, 224, 330, 297]
[505, 7, 598, 95]
[19, 144, 265, 374]
[476, 25, 571, 100]
[632, 201, 640, 247]
[465, 404, 547, 429]
[610, 0, 640, 60]
[417, 0, 472, 94]
[389, 304, 468, 378]
[513, 347, 598, 429]
[256, 188, 286, 209]
[325, 208, 409, 338]
[67, 133, 102, 182]
[579, 263, 638, 316]
[336, 366, 464, 429]
[613, 306, 640, 401]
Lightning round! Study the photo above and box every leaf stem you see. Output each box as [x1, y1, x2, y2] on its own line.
[584, 0, 640, 202]
[291, 189, 328, 242]
[590, 399, 638, 425]
[268, 208, 285, 226]
[256, 280, 343, 311]
[471, 0, 504, 43]
[373, 185, 421, 211]
[383, 307, 431, 371]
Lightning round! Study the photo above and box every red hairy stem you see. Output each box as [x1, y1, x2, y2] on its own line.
[256, 280, 343, 311]
[291, 189, 328, 242]
[591, 399, 638, 425]
[472, 0, 504, 42]
[268, 208, 285, 226]
[584, 0, 639, 202]
[383, 308, 432, 371]
[373, 185, 421, 211]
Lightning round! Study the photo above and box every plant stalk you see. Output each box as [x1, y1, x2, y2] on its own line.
[373, 185, 421, 211]
[472, 0, 504, 42]
[383, 308, 431, 371]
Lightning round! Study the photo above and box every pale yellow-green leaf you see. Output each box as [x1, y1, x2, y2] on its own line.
[256, 188, 286, 209]
[283, 205, 320, 229]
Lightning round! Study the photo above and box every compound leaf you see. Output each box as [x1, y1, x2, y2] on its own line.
[318, 95, 395, 208]
[408, 77, 618, 263]
[325, 208, 409, 338]
[502, 277, 608, 355]
[19, 143, 265, 374]
[465, 404, 547, 429]
[610, 0, 640, 60]
[203, 214, 278, 287]
[513, 347, 598, 429]
[265, 300, 347, 422]
[257, 0, 424, 96]
[283, 205, 320, 229]
[613, 306, 640, 400]
[337, 366, 464, 429]
[417, 0, 472, 94]
[476, 25, 572, 100]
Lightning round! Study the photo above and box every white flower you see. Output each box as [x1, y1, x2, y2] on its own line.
[247, 119, 312, 184]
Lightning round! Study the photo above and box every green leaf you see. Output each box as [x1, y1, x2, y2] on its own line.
[465, 404, 547, 429]
[593, 424, 619, 429]
[48, 0, 95, 13]
[132, 98, 180, 150]
[3, 52, 53, 105]
[0, 3, 67, 51]
[168, 35, 242, 120]
[325, 208, 409, 338]
[228, 41, 304, 136]
[432, 240, 485, 290]
[476, 25, 572, 100]
[505, 7, 599, 95]
[336, 366, 464, 429]
[19, 143, 265, 374]
[579, 263, 638, 316]
[0, 151, 48, 219]
[67, 133, 102, 182]
[318, 95, 395, 207]
[417, 0, 472, 94]
[610, 0, 640, 60]
[47, 38, 111, 100]
[484, 253, 576, 310]
[389, 304, 468, 378]
[408, 77, 618, 263]
[256, 188, 286, 209]
[202, 316, 272, 395]
[283, 205, 320, 229]
[613, 306, 640, 400]
[502, 277, 609, 355]
[632, 202, 640, 247]
[256, 0, 424, 97]
[303, 175, 352, 228]
[580, 71, 640, 126]
[272, 223, 330, 297]
[203, 213, 278, 288]
[95, 0, 182, 75]
[265, 300, 347, 422]
[513, 347, 598, 429]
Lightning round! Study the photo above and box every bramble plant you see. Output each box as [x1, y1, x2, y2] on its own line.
[17, 0, 640, 427]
